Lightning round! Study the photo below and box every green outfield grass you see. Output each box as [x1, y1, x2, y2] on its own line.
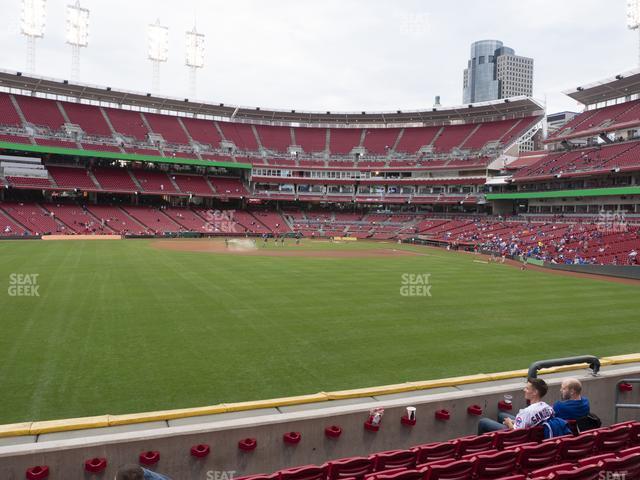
[0, 238, 638, 425]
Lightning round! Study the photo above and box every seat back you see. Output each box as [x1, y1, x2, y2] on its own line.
[529, 462, 574, 479]
[493, 429, 531, 450]
[328, 457, 374, 480]
[472, 450, 518, 480]
[594, 425, 631, 453]
[235, 475, 279, 480]
[601, 452, 640, 480]
[426, 460, 474, 480]
[558, 433, 596, 461]
[373, 450, 417, 472]
[456, 435, 495, 458]
[413, 442, 458, 465]
[374, 469, 427, 480]
[630, 423, 640, 446]
[517, 442, 559, 473]
[553, 464, 602, 480]
[281, 465, 328, 480]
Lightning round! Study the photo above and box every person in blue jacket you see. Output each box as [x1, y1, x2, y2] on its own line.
[554, 378, 590, 420]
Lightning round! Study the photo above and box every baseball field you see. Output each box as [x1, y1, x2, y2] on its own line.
[1, 238, 638, 425]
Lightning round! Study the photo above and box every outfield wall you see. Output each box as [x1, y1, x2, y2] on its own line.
[543, 262, 640, 280]
[1, 360, 639, 479]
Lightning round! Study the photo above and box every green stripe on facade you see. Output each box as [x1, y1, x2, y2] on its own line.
[0, 141, 251, 170]
[486, 186, 640, 200]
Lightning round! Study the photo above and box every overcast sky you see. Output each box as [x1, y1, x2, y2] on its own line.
[0, 0, 636, 116]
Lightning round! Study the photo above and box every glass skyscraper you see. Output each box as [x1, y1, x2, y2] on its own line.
[462, 40, 533, 104]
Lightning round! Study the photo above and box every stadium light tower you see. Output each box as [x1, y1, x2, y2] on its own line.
[148, 19, 169, 93]
[628, 0, 640, 66]
[66, 0, 90, 81]
[185, 26, 205, 99]
[21, 0, 47, 73]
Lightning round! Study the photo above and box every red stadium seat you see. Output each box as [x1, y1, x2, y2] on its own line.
[424, 460, 474, 480]
[493, 429, 532, 450]
[365, 468, 410, 480]
[594, 425, 631, 453]
[235, 474, 279, 480]
[455, 434, 495, 458]
[529, 462, 574, 479]
[576, 453, 616, 467]
[327, 457, 374, 480]
[516, 442, 560, 473]
[372, 450, 417, 471]
[280, 465, 328, 480]
[601, 452, 640, 480]
[558, 434, 596, 462]
[373, 468, 427, 480]
[619, 446, 640, 457]
[628, 422, 640, 446]
[552, 464, 602, 480]
[413, 442, 458, 465]
[471, 450, 519, 480]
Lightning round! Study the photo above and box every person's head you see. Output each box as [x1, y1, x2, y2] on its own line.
[524, 377, 548, 402]
[560, 378, 582, 401]
[115, 464, 144, 480]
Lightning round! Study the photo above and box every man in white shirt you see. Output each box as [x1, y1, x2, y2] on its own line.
[478, 378, 554, 434]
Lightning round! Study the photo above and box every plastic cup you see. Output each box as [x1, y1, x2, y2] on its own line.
[407, 406, 416, 421]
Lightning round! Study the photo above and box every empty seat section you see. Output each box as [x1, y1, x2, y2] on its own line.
[461, 119, 520, 150]
[6, 176, 51, 188]
[104, 108, 149, 141]
[123, 206, 181, 232]
[0, 209, 27, 235]
[144, 112, 189, 144]
[61, 102, 112, 136]
[132, 170, 177, 193]
[172, 174, 214, 195]
[87, 205, 147, 234]
[363, 128, 401, 154]
[163, 208, 212, 232]
[181, 117, 222, 147]
[433, 124, 477, 153]
[14, 95, 65, 130]
[42, 204, 111, 233]
[0, 134, 32, 144]
[0, 93, 22, 126]
[209, 176, 249, 196]
[48, 166, 99, 190]
[255, 125, 292, 152]
[93, 168, 137, 192]
[295, 127, 327, 152]
[218, 122, 259, 151]
[395, 126, 440, 153]
[330, 128, 362, 154]
[1, 202, 63, 234]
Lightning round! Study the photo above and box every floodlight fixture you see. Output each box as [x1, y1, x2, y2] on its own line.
[66, 0, 90, 80]
[147, 19, 169, 92]
[185, 26, 205, 98]
[21, 0, 47, 73]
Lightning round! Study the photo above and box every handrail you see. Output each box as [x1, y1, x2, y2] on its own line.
[528, 355, 600, 379]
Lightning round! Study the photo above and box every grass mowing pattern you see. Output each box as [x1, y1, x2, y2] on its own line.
[0, 239, 638, 424]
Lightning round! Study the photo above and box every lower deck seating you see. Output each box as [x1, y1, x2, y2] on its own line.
[237, 422, 640, 480]
[1, 202, 66, 234]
